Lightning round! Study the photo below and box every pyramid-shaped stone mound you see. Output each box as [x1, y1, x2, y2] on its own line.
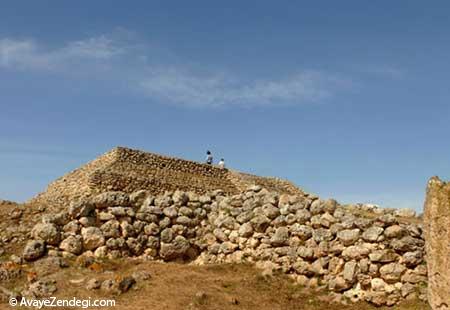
[31, 147, 304, 207]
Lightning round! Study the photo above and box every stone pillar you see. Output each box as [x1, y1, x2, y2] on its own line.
[424, 176, 450, 310]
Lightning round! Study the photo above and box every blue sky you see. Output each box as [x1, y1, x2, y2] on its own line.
[1, 1, 449, 211]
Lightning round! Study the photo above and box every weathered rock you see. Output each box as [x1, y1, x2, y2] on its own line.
[297, 246, 314, 260]
[369, 249, 398, 263]
[163, 206, 178, 218]
[290, 224, 313, 240]
[59, 235, 83, 255]
[160, 236, 190, 260]
[402, 251, 423, 267]
[68, 200, 95, 219]
[371, 278, 387, 292]
[270, 227, 289, 246]
[384, 225, 406, 239]
[173, 190, 189, 205]
[328, 276, 350, 292]
[100, 220, 121, 238]
[101, 279, 118, 294]
[92, 191, 130, 209]
[31, 223, 60, 246]
[343, 261, 358, 283]
[118, 276, 136, 293]
[262, 204, 280, 219]
[379, 263, 407, 283]
[424, 177, 450, 310]
[362, 226, 384, 242]
[160, 228, 174, 243]
[390, 236, 424, 253]
[129, 190, 149, 206]
[342, 244, 371, 260]
[238, 222, 253, 238]
[295, 209, 311, 224]
[313, 228, 334, 243]
[86, 278, 102, 290]
[366, 291, 388, 306]
[337, 229, 360, 246]
[251, 215, 271, 232]
[81, 227, 105, 250]
[23, 240, 46, 261]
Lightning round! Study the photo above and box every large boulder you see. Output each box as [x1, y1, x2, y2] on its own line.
[159, 236, 190, 260]
[81, 227, 105, 250]
[31, 223, 61, 246]
[91, 191, 130, 209]
[424, 177, 450, 310]
[68, 201, 95, 219]
[59, 235, 83, 255]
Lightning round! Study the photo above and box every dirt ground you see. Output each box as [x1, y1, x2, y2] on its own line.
[0, 259, 430, 310]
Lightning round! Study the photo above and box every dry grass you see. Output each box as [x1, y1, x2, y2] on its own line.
[0, 259, 430, 310]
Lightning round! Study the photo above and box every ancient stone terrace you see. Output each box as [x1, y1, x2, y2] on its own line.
[31, 147, 304, 208]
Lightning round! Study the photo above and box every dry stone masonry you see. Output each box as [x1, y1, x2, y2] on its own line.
[31, 147, 304, 209]
[25, 186, 426, 306]
[424, 176, 450, 310]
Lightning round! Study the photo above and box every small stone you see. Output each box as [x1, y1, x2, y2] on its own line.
[86, 278, 102, 290]
[343, 261, 358, 282]
[371, 278, 387, 291]
[118, 276, 136, 293]
[132, 270, 151, 282]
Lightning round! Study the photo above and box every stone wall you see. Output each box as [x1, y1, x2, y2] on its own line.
[30, 147, 304, 209]
[25, 186, 426, 307]
[424, 176, 450, 310]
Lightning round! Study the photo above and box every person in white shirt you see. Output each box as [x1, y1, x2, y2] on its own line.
[218, 158, 225, 169]
[205, 150, 213, 165]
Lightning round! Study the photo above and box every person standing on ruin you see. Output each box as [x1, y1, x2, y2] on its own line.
[218, 158, 225, 169]
[206, 150, 213, 165]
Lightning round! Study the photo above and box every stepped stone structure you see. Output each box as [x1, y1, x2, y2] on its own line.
[23, 146, 432, 306]
[424, 176, 450, 310]
[31, 147, 304, 208]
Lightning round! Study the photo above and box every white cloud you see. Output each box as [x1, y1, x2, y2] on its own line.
[0, 33, 352, 107]
[138, 69, 344, 107]
[0, 35, 123, 70]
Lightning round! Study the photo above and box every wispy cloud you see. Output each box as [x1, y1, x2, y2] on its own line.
[0, 32, 352, 108]
[0, 36, 123, 71]
[362, 64, 404, 79]
[138, 68, 349, 107]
